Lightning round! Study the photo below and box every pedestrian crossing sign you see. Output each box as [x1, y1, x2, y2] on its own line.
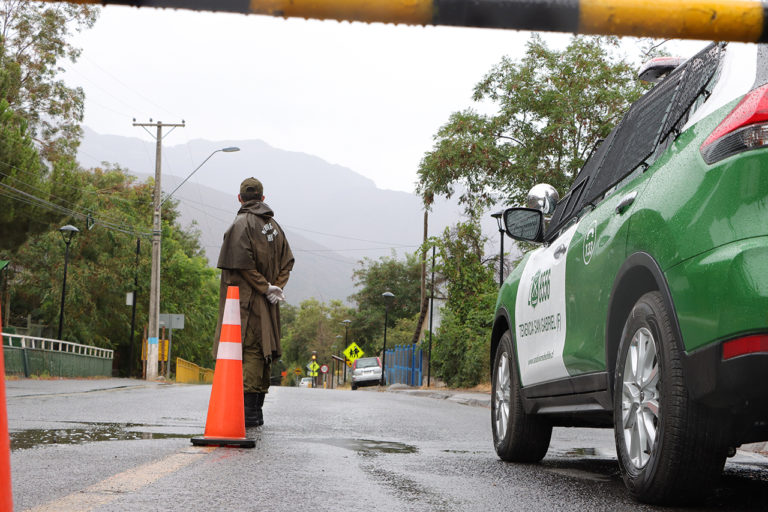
[310, 361, 320, 372]
[344, 342, 364, 362]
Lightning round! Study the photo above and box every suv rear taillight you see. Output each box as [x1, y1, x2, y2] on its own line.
[700, 83, 768, 164]
[722, 334, 768, 360]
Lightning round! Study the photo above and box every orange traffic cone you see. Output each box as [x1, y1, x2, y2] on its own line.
[0, 298, 13, 511]
[191, 286, 255, 448]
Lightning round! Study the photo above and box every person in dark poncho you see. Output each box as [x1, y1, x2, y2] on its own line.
[214, 177, 294, 427]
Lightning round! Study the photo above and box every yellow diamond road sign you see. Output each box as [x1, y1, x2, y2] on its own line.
[310, 361, 320, 372]
[344, 342, 364, 362]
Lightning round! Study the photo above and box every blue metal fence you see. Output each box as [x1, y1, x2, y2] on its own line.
[385, 344, 422, 387]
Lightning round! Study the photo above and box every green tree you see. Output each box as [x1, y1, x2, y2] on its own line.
[4, 166, 220, 376]
[348, 252, 422, 355]
[0, 0, 99, 160]
[280, 298, 354, 374]
[416, 35, 649, 215]
[0, 96, 46, 250]
[430, 221, 497, 387]
[0, 1, 99, 250]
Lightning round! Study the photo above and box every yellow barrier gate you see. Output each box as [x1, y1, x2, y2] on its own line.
[39, 1, 768, 43]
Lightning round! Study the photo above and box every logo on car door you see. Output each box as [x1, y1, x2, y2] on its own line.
[528, 269, 551, 308]
[515, 222, 579, 387]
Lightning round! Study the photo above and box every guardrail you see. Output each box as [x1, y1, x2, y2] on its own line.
[175, 357, 214, 384]
[2, 332, 113, 378]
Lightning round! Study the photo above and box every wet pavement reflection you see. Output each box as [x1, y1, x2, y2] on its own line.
[10, 422, 193, 451]
[304, 438, 418, 457]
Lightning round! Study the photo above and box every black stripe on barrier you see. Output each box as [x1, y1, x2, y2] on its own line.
[760, 3, 768, 43]
[105, 0, 251, 12]
[434, 0, 579, 32]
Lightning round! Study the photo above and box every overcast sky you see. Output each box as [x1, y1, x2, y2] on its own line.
[62, 6, 709, 194]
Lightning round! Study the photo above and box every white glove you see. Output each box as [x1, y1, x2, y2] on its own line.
[266, 284, 285, 304]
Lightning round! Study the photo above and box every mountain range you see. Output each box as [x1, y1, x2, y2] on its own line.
[78, 128, 463, 304]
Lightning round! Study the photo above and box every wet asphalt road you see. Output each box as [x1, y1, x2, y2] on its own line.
[5, 379, 768, 511]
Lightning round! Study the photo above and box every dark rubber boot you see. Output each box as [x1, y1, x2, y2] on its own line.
[254, 392, 265, 427]
[244, 392, 260, 428]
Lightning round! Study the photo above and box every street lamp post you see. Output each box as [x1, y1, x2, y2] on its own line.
[380, 292, 395, 386]
[57, 225, 79, 340]
[334, 335, 343, 387]
[146, 146, 240, 380]
[341, 319, 351, 383]
[331, 341, 339, 389]
[491, 210, 505, 288]
[161, 147, 240, 207]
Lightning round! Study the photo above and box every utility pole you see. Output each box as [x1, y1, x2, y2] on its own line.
[133, 119, 184, 380]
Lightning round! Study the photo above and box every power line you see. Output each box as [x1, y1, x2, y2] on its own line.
[0, 182, 150, 237]
[0, 155, 149, 206]
[174, 194, 409, 246]
[80, 54, 181, 119]
[0, 167, 149, 231]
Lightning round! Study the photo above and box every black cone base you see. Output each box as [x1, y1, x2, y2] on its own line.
[191, 436, 255, 448]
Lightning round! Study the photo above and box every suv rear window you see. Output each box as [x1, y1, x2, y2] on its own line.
[355, 358, 379, 368]
[546, 42, 725, 240]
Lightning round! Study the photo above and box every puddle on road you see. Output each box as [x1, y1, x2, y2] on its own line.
[551, 447, 615, 459]
[546, 467, 612, 482]
[565, 447, 598, 457]
[307, 438, 418, 457]
[10, 423, 193, 451]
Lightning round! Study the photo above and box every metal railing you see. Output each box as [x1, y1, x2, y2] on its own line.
[175, 357, 214, 384]
[2, 333, 113, 358]
[2, 332, 114, 378]
[385, 344, 423, 387]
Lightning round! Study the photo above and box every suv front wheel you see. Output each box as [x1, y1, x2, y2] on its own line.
[614, 291, 728, 504]
[492, 330, 552, 462]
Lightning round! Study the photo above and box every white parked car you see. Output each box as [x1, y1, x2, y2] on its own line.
[298, 377, 312, 388]
[351, 357, 382, 390]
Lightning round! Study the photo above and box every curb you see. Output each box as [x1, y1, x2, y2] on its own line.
[386, 384, 491, 409]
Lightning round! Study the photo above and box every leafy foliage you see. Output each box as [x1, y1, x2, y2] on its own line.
[0, 96, 46, 249]
[348, 252, 422, 355]
[3, 167, 219, 376]
[416, 35, 649, 215]
[0, 1, 98, 250]
[0, 1, 99, 160]
[280, 298, 354, 377]
[429, 221, 497, 387]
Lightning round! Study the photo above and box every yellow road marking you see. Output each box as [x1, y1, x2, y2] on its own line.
[24, 446, 215, 512]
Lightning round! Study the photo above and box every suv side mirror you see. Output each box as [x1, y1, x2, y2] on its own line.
[504, 207, 544, 243]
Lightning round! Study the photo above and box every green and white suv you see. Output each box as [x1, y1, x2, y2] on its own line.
[491, 42, 768, 505]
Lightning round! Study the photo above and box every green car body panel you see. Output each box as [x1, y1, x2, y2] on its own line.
[494, 48, 768, 395]
[491, 42, 768, 502]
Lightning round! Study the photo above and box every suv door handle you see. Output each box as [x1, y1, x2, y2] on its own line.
[554, 244, 567, 259]
[615, 191, 638, 214]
